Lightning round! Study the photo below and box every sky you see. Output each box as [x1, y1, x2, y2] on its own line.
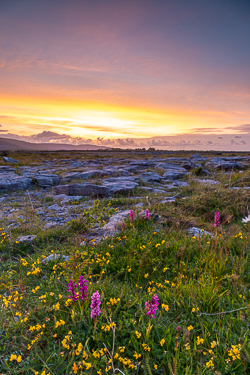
[0, 0, 250, 149]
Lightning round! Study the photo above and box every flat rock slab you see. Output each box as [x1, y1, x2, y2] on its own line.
[41, 254, 70, 263]
[162, 170, 187, 180]
[0, 166, 16, 173]
[34, 174, 61, 187]
[0, 176, 33, 191]
[139, 172, 162, 183]
[54, 183, 109, 196]
[194, 179, 220, 185]
[101, 210, 131, 237]
[188, 227, 214, 238]
[3, 157, 20, 163]
[102, 176, 140, 183]
[17, 235, 37, 244]
[102, 181, 138, 194]
[155, 162, 185, 171]
[62, 170, 104, 182]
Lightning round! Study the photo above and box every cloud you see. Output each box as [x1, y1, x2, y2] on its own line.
[226, 124, 250, 133]
[190, 127, 222, 133]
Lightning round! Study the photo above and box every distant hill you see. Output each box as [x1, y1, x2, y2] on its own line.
[0, 137, 110, 151]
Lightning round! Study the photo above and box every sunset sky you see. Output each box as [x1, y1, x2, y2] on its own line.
[0, 0, 250, 147]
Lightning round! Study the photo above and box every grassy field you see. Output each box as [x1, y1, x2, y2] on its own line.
[1, 152, 250, 374]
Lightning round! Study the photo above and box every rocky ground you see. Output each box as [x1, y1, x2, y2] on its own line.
[0, 151, 249, 242]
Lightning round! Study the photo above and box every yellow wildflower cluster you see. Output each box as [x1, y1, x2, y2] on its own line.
[27, 261, 41, 276]
[27, 331, 44, 349]
[133, 351, 142, 360]
[228, 344, 241, 361]
[118, 356, 136, 369]
[29, 323, 45, 332]
[52, 302, 60, 311]
[32, 286, 40, 293]
[65, 298, 73, 306]
[135, 331, 141, 339]
[196, 336, 204, 346]
[10, 354, 22, 362]
[206, 359, 214, 368]
[21, 258, 28, 266]
[109, 297, 120, 305]
[55, 319, 65, 328]
[142, 343, 151, 352]
[101, 322, 115, 332]
[210, 341, 219, 348]
[62, 331, 72, 350]
[75, 342, 83, 356]
[162, 303, 169, 312]
[92, 348, 105, 358]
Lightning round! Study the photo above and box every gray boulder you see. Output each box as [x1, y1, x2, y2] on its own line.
[0, 176, 33, 191]
[139, 172, 162, 183]
[155, 162, 185, 171]
[34, 174, 61, 187]
[194, 179, 220, 185]
[3, 157, 20, 163]
[17, 235, 37, 244]
[102, 181, 138, 194]
[162, 170, 187, 180]
[54, 183, 109, 196]
[63, 170, 104, 182]
[102, 176, 140, 184]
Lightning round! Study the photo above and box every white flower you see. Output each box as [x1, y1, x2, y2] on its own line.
[242, 215, 250, 223]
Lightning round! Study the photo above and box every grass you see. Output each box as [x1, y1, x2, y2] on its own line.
[1, 152, 250, 374]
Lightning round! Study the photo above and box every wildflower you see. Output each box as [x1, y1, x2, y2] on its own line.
[130, 210, 134, 222]
[242, 214, 250, 223]
[206, 359, 214, 368]
[160, 339, 165, 346]
[90, 291, 101, 320]
[145, 293, 159, 320]
[187, 325, 193, 331]
[145, 209, 150, 219]
[135, 331, 141, 339]
[10, 354, 17, 361]
[162, 303, 169, 311]
[214, 211, 220, 227]
[197, 336, 204, 345]
[67, 280, 79, 302]
[78, 275, 88, 302]
[142, 343, 151, 352]
[210, 341, 218, 348]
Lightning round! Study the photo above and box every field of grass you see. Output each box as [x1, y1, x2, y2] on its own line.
[1, 153, 250, 374]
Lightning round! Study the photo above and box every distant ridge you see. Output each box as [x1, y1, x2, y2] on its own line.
[0, 137, 110, 151]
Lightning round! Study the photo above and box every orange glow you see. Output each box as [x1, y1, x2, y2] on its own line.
[1, 93, 245, 140]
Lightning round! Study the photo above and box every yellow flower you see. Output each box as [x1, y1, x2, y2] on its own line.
[187, 325, 193, 331]
[162, 303, 169, 312]
[17, 355, 22, 363]
[210, 340, 218, 348]
[206, 359, 214, 368]
[160, 339, 165, 347]
[144, 273, 149, 278]
[196, 336, 204, 345]
[10, 354, 17, 361]
[135, 331, 141, 339]
[154, 365, 158, 369]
